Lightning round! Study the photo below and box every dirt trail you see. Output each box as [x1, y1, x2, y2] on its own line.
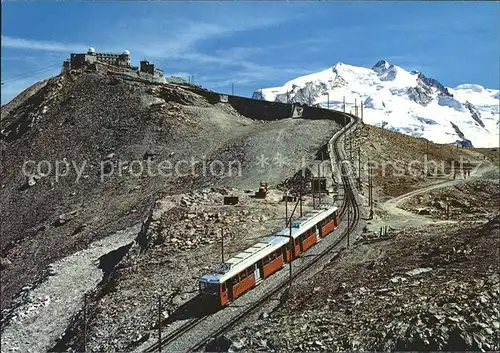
[369, 162, 496, 230]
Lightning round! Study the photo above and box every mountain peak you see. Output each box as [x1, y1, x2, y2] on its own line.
[254, 60, 499, 148]
[332, 62, 345, 70]
[372, 60, 391, 72]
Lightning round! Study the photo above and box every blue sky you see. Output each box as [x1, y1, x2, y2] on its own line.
[2, 1, 499, 104]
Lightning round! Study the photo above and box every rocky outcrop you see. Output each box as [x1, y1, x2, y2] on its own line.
[417, 72, 453, 97]
[465, 101, 486, 128]
[407, 85, 433, 106]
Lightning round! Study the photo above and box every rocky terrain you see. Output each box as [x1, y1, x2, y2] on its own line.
[0, 70, 340, 352]
[214, 120, 499, 353]
[49, 188, 321, 353]
[225, 217, 499, 352]
[1, 67, 498, 353]
[400, 173, 499, 220]
[350, 123, 490, 198]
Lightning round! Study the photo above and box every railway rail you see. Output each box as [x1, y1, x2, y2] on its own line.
[143, 112, 361, 353]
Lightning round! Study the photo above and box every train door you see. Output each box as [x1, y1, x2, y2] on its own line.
[281, 246, 289, 263]
[254, 263, 262, 282]
[227, 278, 234, 302]
[316, 225, 321, 242]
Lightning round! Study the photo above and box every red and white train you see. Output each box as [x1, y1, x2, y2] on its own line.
[199, 205, 340, 308]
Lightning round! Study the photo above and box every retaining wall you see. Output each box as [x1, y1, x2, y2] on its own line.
[184, 86, 353, 126]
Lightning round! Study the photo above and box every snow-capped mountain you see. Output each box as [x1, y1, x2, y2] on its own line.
[253, 60, 499, 148]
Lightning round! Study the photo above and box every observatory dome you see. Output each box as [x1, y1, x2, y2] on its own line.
[123, 50, 130, 55]
[88, 47, 95, 54]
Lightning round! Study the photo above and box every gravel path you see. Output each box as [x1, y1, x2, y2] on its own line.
[371, 163, 498, 229]
[1, 224, 141, 353]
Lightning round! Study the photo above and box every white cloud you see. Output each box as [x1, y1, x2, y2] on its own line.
[1, 35, 90, 53]
[1, 11, 306, 102]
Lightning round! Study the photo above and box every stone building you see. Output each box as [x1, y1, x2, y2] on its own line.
[63, 48, 137, 72]
[61, 47, 165, 80]
[140, 60, 164, 77]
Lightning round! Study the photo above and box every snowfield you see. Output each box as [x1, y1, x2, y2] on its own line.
[253, 60, 499, 148]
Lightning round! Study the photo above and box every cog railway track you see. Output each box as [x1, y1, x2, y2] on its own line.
[143, 112, 361, 353]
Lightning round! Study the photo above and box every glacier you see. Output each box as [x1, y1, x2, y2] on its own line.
[252, 60, 499, 148]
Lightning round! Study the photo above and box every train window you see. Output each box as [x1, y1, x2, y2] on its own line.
[222, 282, 227, 292]
[232, 276, 239, 285]
[200, 282, 218, 295]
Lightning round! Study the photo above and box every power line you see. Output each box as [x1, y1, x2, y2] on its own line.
[1, 63, 61, 85]
[2, 63, 60, 83]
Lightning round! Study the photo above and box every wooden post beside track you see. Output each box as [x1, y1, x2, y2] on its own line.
[83, 293, 87, 353]
[158, 294, 162, 353]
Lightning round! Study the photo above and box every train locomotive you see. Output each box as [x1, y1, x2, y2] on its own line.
[199, 205, 339, 308]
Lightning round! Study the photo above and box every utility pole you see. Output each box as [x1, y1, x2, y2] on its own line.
[231, 83, 234, 96]
[355, 98, 357, 117]
[289, 215, 293, 288]
[312, 185, 315, 209]
[221, 228, 224, 262]
[299, 191, 303, 217]
[286, 197, 300, 289]
[368, 160, 373, 218]
[260, 88, 263, 100]
[83, 294, 87, 353]
[349, 114, 353, 162]
[357, 147, 361, 189]
[361, 101, 364, 122]
[327, 92, 330, 109]
[347, 199, 350, 248]
[318, 160, 322, 207]
[158, 294, 162, 353]
[285, 189, 288, 226]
